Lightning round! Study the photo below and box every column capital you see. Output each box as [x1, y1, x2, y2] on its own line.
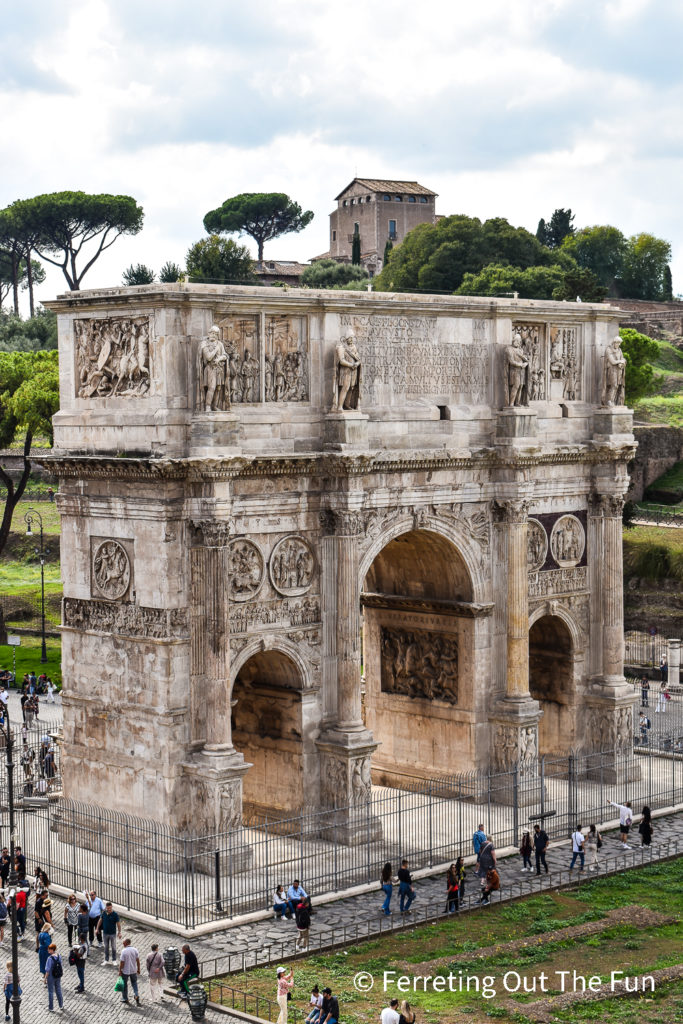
[493, 499, 530, 524]
[319, 509, 366, 536]
[588, 493, 624, 518]
[189, 518, 232, 547]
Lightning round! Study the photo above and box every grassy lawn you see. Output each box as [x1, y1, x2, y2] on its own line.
[216, 860, 683, 1024]
[623, 524, 683, 583]
[7, 498, 61, 536]
[0, 635, 61, 685]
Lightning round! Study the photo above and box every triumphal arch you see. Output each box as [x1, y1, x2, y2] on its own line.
[46, 285, 635, 833]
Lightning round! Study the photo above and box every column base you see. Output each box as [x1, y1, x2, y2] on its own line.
[316, 733, 383, 844]
[488, 698, 546, 806]
[323, 412, 369, 450]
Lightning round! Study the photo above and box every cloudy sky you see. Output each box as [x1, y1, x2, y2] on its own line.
[3, 0, 682, 306]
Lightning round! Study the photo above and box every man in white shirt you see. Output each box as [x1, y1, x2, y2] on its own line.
[607, 800, 633, 849]
[569, 826, 585, 872]
[381, 999, 400, 1024]
[119, 938, 141, 1006]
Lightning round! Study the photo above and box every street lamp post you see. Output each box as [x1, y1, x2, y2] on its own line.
[24, 509, 48, 664]
[0, 704, 22, 1023]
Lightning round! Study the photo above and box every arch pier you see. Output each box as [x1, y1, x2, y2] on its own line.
[46, 285, 637, 834]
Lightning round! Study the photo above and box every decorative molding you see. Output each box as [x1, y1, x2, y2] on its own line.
[63, 597, 189, 639]
[493, 499, 530, 524]
[190, 519, 232, 547]
[361, 591, 492, 618]
[589, 493, 625, 518]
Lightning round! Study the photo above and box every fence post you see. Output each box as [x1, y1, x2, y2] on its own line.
[154, 827, 159, 920]
[428, 780, 433, 868]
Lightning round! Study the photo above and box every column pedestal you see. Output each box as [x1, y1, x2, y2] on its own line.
[324, 412, 369, 450]
[190, 412, 241, 455]
[667, 639, 681, 687]
[496, 407, 538, 446]
[488, 698, 544, 807]
[316, 737, 382, 844]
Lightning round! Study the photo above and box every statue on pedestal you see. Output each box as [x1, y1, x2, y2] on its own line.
[199, 326, 228, 411]
[601, 335, 626, 407]
[504, 331, 529, 407]
[333, 333, 362, 411]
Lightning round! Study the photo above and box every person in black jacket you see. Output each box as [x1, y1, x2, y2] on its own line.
[295, 899, 311, 951]
[397, 860, 415, 914]
[533, 824, 549, 875]
[320, 987, 339, 1024]
[638, 806, 653, 846]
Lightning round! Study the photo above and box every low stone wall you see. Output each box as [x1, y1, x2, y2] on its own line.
[627, 424, 683, 501]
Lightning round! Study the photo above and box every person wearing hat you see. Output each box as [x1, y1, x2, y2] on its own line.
[276, 967, 294, 1024]
[35, 894, 53, 951]
[520, 830, 532, 872]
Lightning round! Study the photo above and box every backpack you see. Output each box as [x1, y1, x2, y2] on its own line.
[68, 949, 77, 966]
[0, 903, 8, 922]
[597, 834, 603, 849]
[51, 956, 63, 979]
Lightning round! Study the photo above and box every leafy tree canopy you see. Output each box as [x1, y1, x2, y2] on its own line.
[374, 215, 556, 293]
[562, 225, 627, 292]
[619, 327, 660, 403]
[122, 263, 155, 286]
[0, 309, 57, 353]
[186, 235, 254, 284]
[0, 249, 45, 312]
[11, 192, 143, 291]
[203, 193, 314, 262]
[159, 261, 183, 283]
[551, 264, 607, 303]
[300, 259, 368, 289]
[0, 349, 59, 555]
[456, 263, 566, 300]
[619, 233, 672, 301]
[536, 208, 575, 249]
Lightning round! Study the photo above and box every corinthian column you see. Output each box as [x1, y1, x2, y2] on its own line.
[331, 510, 366, 730]
[499, 500, 531, 699]
[599, 494, 626, 684]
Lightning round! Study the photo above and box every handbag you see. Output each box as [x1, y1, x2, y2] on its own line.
[114, 976, 125, 993]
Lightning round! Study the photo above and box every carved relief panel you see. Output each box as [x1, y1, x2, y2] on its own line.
[216, 315, 260, 403]
[527, 519, 548, 572]
[269, 536, 316, 596]
[550, 515, 585, 568]
[90, 538, 132, 601]
[549, 326, 581, 400]
[228, 538, 265, 601]
[265, 315, 308, 402]
[75, 316, 151, 398]
[380, 626, 458, 703]
[512, 323, 546, 402]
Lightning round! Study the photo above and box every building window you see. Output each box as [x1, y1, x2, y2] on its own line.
[419, 196, 428, 203]
[351, 198, 356, 205]
[394, 195, 402, 202]
[332, 230, 336, 241]
[389, 220, 397, 240]
[366, 195, 372, 201]
[383, 194, 391, 201]
[354, 222, 359, 234]
[358, 197, 363, 203]
[343, 200, 348, 206]
[408, 195, 416, 203]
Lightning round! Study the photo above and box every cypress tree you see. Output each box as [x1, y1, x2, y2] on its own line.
[351, 230, 361, 265]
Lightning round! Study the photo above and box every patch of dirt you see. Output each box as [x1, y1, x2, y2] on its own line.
[404, 906, 675, 975]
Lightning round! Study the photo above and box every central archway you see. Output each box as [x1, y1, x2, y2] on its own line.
[231, 649, 308, 818]
[361, 528, 477, 786]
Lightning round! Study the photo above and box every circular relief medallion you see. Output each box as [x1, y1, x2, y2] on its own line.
[269, 536, 316, 597]
[550, 514, 585, 568]
[228, 539, 265, 602]
[92, 540, 131, 600]
[527, 519, 548, 572]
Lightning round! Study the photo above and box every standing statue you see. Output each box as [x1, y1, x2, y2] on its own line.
[333, 333, 362, 411]
[199, 326, 228, 411]
[601, 335, 626, 407]
[504, 331, 529, 407]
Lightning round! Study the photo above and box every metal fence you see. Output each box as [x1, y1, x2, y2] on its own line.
[632, 503, 683, 526]
[0, 591, 61, 637]
[5, 745, 683, 930]
[624, 629, 679, 670]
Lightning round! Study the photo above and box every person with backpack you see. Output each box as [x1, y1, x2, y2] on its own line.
[70, 938, 87, 992]
[475, 837, 496, 891]
[295, 898, 311, 951]
[44, 943, 64, 1011]
[607, 799, 633, 849]
[584, 824, 602, 871]
[472, 825, 487, 856]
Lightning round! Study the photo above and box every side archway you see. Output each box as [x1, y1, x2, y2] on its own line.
[529, 613, 577, 755]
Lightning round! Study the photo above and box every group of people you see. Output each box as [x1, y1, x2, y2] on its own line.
[639, 677, 672, 714]
[378, 860, 417, 916]
[272, 881, 312, 950]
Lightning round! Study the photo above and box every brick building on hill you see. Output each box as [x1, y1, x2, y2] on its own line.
[315, 177, 438, 276]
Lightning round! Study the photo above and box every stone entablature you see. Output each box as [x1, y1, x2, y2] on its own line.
[44, 285, 637, 833]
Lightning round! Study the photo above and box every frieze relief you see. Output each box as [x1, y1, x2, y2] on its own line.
[528, 565, 588, 597]
[549, 326, 581, 400]
[64, 597, 189, 639]
[265, 315, 308, 402]
[550, 515, 585, 567]
[492, 724, 538, 771]
[380, 626, 458, 703]
[229, 597, 321, 634]
[91, 539, 131, 601]
[75, 316, 151, 399]
[269, 536, 316, 596]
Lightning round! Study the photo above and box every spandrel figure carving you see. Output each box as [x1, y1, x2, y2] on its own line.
[504, 331, 529, 407]
[601, 335, 626, 407]
[333, 333, 362, 411]
[199, 326, 229, 411]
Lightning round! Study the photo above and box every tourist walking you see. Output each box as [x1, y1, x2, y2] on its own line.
[454, 857, 466, 907]
[76, 904, 89, 948]
[639, 806, 653, 846]
[47, 680, 57, 704]
[472, 825, 487, 856]
[276, 966, 294, 1024]
[71, 938, 87, 992]
[569, 826, 585, 873]
[533, 824, 549, 875]
[0, 897, 6, 946]
[35, 895, 53, 950]
[520, 830, 533, 871]
[607, 799, 633, 848]
[63, 895, 79, 946]
[295, 898, 311, 951]
[655, 683, 670, 713]
[3, 960, 19, 1022]
[306, 985, 323, 1023]
[641, 677, 650, 707]
[38, 924, 52, 974]
[639, 711, 650, 745]
[14, 884, 27, 938]
[399, 1000, 416, 1024]
[273, 886, 289, 919]
[397, 859, 415, 914]
[44, 944, 64, 1011]
[145, 944, 165, 1003]
[118, 938, 141, 1005]
[95, 901, 121, 964]
[476, 837, 496, 890]
[380, 862, 393, 916]
[445, 864, 459, 913]
[85, 890, 105, 946]
[584, 824, 601, 871]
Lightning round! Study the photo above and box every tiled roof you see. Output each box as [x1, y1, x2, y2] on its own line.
[254, 261, 309, 276]
[335, 178, 437, 200]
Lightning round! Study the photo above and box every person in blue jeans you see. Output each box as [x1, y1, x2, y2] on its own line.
[286, 880, 308, 916]
[397, 859, 415, 913]
[44, 945, 64, 1010]
[569, 827, 585, 872]
[380, 863, 393, 916]
[119, 939, 141, 1005]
